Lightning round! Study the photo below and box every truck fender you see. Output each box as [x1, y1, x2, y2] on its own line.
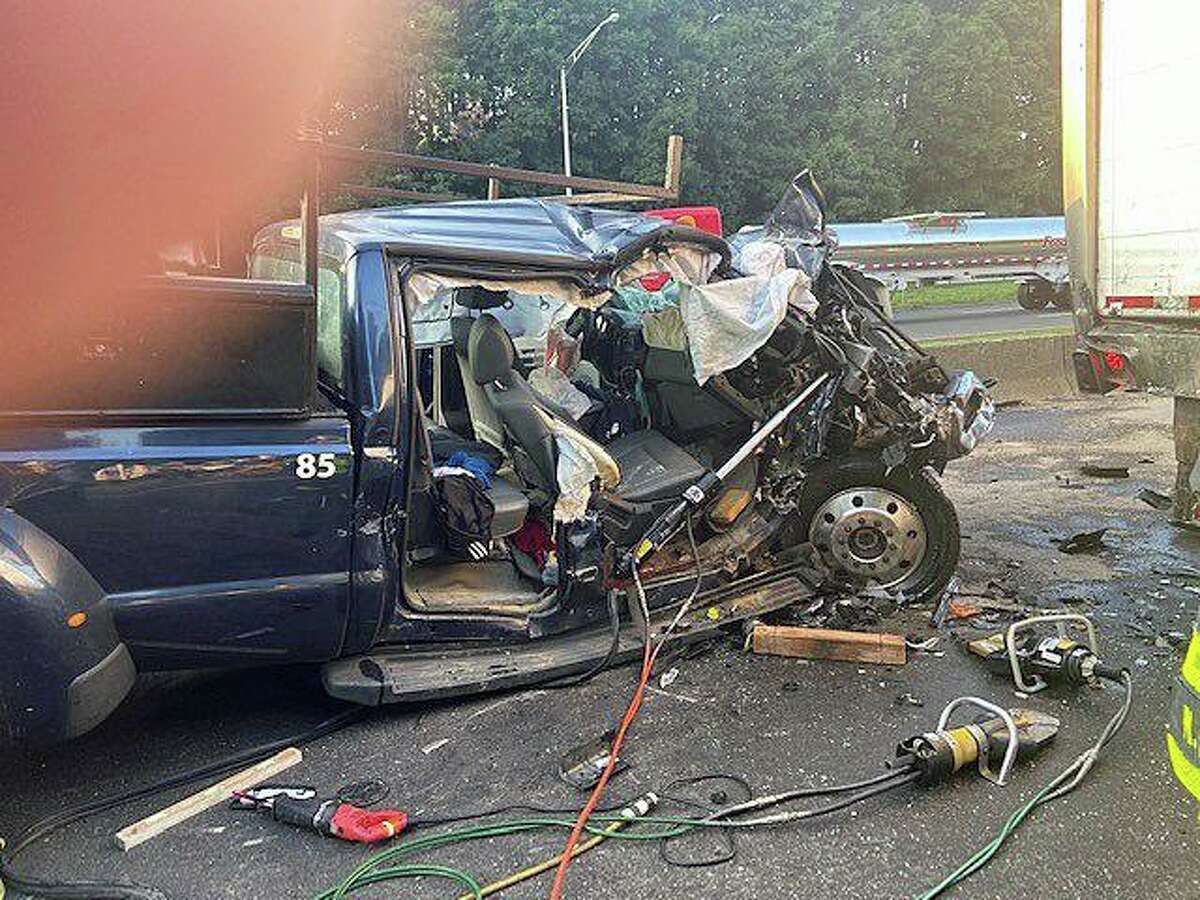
[0, 509, 135, 744]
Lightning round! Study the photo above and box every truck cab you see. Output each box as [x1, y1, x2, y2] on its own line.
[0, 201, 775, 742]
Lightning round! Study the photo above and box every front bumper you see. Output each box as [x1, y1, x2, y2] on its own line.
[939, 370, 995, 458]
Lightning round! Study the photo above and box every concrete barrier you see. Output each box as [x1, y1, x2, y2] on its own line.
[925, 331, 1078, 402]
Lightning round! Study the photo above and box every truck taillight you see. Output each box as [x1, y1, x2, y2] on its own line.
[1072, 347, 1134, 394]
[644, 206, 724, 236]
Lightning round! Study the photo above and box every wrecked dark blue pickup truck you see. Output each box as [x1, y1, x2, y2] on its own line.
[0, 192, 991, 744]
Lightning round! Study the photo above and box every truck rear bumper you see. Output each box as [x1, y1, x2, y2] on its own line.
[1075, 323, 1200, 397]
[66, 642, 136, 738]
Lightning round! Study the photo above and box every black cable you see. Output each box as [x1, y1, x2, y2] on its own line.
[336, 779, 390, 807]
[539, 586, 622, 690]
[0, 706, 368, 900]
[658, 774, 752, 868]
[709, 768, 919, 829]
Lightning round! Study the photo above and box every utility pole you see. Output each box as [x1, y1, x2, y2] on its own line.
[560, 11, 619, 196]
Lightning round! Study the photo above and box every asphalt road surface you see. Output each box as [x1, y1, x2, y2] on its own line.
[1, 394, 1196, 899]
[894, 301, 1073, 341]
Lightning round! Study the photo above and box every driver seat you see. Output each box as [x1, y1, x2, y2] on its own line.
[466, 314, 706, 507]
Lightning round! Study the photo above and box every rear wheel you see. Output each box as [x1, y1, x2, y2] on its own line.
[1016, 282, 1049, 310]
[798, 461, 960, 603]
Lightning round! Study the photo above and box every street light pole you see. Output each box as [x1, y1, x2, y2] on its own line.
[560, 11, 619, 196]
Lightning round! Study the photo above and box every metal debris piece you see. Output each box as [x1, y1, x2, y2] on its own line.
[559, 729, 629, 790]
[930, 577, 960, 628]
[895, 691, 924, 707]
[1055, 474, 1086, 490]
[1054, 528, 1109, 555]
[1080, 463, 1129, 479]
[905, 636, 941, 652]
[1138, 488, 1174, 510]
[659, 667, 680, 689]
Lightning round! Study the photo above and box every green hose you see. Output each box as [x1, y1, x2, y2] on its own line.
[916, 781, 1056, 899]
[315, 815, 699, 899]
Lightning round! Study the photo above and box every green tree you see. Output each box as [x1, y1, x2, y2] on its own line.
[331, 0, 1062, 227]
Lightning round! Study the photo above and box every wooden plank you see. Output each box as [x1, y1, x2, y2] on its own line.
[114, 747, 302, 851]
[339, 182, 463, 203]
[316, 141, 678, 200]
[663, 134, 684, 193]
[751, 625, 907, 665]
[543, 191, 660, 206]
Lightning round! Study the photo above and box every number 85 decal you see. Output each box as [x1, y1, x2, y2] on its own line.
[295, 452, 338, 479]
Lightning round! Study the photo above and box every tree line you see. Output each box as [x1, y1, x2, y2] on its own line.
[322, 0, 1062, 228]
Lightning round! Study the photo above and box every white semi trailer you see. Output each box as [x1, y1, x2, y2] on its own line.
[1063, 0, 1200, 526]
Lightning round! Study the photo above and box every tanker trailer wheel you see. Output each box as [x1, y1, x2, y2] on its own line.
[1016, 281, 1049, 310]
[797, 460, 960, 604]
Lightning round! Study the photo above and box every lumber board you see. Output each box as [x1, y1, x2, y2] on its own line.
[114, 747, 302, 851]
[751, 625, 906, 665]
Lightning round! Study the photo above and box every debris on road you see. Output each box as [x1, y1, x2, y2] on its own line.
[895, 692, 924, 707]
[930, 577, 960, 628]
[1138, 488, 1174, 510]
[1054, 528, 1109, 555]
[1080, 463, 1130, 479]
[751, 624, 906, 665]
[948, 600, 981, 620]
[1055, 474, 1086, 490]
[114, 747, 303, 852]
[905, 636, 944, 657]
[559, 730, 629, 790]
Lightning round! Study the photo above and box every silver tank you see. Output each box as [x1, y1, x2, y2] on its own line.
[828, 214, 1067, 288]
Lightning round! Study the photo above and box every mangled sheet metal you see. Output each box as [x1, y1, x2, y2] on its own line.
[616, 240, 818, 384]
[406, 214, 819, 387]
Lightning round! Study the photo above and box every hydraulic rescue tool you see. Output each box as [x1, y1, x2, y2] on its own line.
[893, 697, 1059, 787]
[967, 613, 1123, 693]
[232, 784, 408, 844]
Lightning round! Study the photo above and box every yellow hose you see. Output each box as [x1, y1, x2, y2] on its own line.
[457, 818, 628, 900]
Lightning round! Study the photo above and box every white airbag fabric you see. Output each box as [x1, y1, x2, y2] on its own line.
[680, 268, 813, 384]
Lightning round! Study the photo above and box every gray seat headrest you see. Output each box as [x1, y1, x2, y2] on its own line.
[468, 314, 515, 384]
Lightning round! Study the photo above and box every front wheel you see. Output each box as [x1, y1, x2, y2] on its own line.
[797, 461, 960, 603]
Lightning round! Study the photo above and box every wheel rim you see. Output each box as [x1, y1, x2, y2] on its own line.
[808, 487, 928, 587]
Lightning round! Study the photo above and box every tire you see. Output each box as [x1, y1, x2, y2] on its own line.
[796, 460, 960, 604]
[1017, 282, 1049, 310]
[1050, 287, 1074, 311]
